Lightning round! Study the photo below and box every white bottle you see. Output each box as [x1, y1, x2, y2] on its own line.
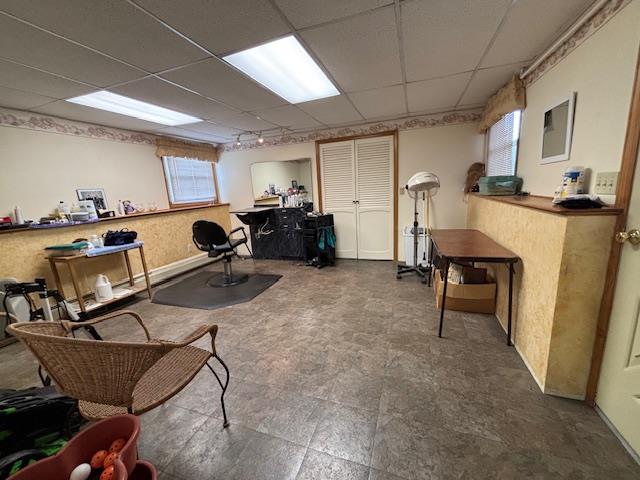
[94, 274, 113, 302]
[117, 200, 125, 216]
[13, 205, 24, 225]
[58, 201, 70, 218]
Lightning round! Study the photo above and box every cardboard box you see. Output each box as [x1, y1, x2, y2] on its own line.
[434, 269, 496, 314]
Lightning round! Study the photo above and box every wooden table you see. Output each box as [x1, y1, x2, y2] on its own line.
[429, 229, 519, 345]
[48, 241, 152, 317]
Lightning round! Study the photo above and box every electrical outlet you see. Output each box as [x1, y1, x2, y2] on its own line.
[594, 172, 618, 195]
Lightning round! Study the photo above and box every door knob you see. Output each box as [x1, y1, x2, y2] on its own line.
[616, 229, 640, 245]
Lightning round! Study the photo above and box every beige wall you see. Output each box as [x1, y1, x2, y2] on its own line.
[517, 0, 640, 197]
[0, 126, 169, 220]
[218, 123, 484, 260]
[397, 125, 484, 260]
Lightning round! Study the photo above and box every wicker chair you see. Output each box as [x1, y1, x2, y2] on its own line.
[6, 311, 230, 426]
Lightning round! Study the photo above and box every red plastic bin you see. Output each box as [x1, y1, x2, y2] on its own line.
[9, 414, 156, 480]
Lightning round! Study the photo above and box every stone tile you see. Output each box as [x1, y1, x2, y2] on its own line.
[310, 402, 378, 465]
[368, 469, 409, 480]
[162, 418, 254, 478]
[2, 259, 638, 478]
[328, 368, 384, 411]
[227, 431, 306, 480]
[256, 389, 326, 446]
[138, 404, 208, 470]
[297, 449, 370, 480]
[371, 414, 509, 480]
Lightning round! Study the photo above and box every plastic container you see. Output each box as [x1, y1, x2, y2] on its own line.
[478, 175, 523, 195]
[94, 274, 114, 302]
[403, 225, 429, 267]
[9, 414, 147, 480]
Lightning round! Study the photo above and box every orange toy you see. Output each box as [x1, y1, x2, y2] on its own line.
[103, 452, 119, 468]
[90, 450, 108, 469]
[109, 438, 126, 453]
[100, 465, 114, 480]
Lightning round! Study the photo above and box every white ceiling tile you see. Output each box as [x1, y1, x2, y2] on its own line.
[459, 63, 527, 106]
[215, 112, 278, 131]
[132, 0, 290, 56]
[402, 0, 512, 82]
[481, 0, 592, 68]
[152, 126, 226, 143]
[183, 121, 242, 139]
[348, 85, 406, 119]
[0, 0, 208, 73]
[0, 14, 144, 87]
[0, 59, 95, 99]
[32, 100, 166, 131]
[406, 72, 472, 113]
[112, 77, 239, 121]
[274, 0, 392, 29]
[0, 86, 55, 110]
[301, 6, 402, 92]
[161, 59, 287, 112]
[297, 95, 363, 125]
[251, 105, 322, 129]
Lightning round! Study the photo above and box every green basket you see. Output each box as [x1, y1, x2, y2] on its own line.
[477, 175, 523, 195]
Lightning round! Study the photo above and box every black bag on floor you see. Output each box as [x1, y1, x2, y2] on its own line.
[0, 387, 84, 479]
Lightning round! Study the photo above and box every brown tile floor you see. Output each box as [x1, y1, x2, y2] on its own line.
[1, 259, 639, 479]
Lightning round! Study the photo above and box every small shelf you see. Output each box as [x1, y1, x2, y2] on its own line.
[68, 285, 148, 313]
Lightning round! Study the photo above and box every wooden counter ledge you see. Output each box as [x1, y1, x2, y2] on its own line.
[0, 203, 230, 235]
[470, 193, 622, 216]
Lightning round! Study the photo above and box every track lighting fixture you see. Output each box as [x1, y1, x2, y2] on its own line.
[258, 132, 264, 144]
[236, 135, 241, 146]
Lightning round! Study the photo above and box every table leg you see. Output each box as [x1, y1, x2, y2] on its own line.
[507, 262, 514, 346]
[139, 246, 152, 299]
[67, 261, 86, 313]
[438, 259, 449, 338]
[47, 258, 65, 299]
[123, 251, 135, 286]
[427, 236, 434, 287]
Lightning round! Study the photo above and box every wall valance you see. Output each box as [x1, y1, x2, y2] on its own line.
[478, 75, 526, 133]
[155, 136, 219, 162]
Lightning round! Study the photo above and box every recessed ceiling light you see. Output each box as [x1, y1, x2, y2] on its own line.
[66, 90, 201, 126]
[224, 35, 340, 104]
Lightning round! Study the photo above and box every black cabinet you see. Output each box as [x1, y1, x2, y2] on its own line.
[249, 208, 305, 260]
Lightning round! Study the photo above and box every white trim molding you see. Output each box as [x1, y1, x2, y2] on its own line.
[523, 0, 631, 86]
[0, 107, 157, 145]
[222, 108, 483, 151]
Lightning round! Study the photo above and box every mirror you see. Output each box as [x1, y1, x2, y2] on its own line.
[541, 92, 576, 164]
[250, 158, 313, 206]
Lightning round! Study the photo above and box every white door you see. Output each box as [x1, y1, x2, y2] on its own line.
[320, 140, 358, 258]
[355, 136, 394, 260]
[596, 148, 640, 456]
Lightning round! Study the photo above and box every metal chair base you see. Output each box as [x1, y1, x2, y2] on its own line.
[207, 256, 249, 288]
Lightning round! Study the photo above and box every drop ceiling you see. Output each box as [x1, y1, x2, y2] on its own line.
[0, 0, 594, 144]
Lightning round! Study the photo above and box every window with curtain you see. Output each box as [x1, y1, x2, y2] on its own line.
[486, 110, 521, 176]
[162, 156, 217, 206]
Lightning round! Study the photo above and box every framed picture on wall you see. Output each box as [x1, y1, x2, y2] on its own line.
[76, 188, 108, 210]
[540, 92, 577, 164]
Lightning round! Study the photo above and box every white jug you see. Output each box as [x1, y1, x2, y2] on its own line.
[94, 274, 113, 303]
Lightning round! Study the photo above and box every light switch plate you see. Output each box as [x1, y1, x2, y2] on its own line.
[594, 171, 618, 195]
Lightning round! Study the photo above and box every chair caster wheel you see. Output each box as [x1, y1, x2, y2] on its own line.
[396, 275, 401, 280]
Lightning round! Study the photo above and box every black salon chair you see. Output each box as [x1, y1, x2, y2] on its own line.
[192, 221, 253, 287]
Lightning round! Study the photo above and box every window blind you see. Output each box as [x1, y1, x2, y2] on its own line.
[487, 110, 521, 176]
[162, 156, 216, 204]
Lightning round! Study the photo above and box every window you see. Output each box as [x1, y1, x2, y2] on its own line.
[486, 110, 521, 176]
[162, 156, 218, 206]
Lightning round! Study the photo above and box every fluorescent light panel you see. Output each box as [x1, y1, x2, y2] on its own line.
[224, 35, 340, 104]
[66, 91, 201, 126]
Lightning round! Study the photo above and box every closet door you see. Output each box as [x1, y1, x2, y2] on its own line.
[320, 140, 358, 258]
[355, 136, 394, 260]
